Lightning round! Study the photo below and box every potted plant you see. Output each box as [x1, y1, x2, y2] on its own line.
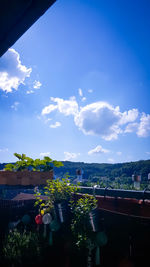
[70, 194, 107, 267]
[4, 153, 63, 172]
[2, 229, 42, 266]
[35, 176, 78, 223]
[3, 153, 63, 186]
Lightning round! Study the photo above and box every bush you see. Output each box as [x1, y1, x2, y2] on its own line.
[3, 229, 42, 266]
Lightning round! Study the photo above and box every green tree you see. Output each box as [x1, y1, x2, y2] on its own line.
[4, 153, 64, 172]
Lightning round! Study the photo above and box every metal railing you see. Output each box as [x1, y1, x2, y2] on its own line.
[79, 186, 150, 201]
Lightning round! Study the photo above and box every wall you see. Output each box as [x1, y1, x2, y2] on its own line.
[0, 170, 53, 185]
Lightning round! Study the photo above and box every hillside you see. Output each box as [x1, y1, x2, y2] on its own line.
[54, 159, 150, 181]
[0, 159, 150, 181]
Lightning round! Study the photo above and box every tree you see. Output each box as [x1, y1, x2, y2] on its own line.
[4, 153, 64, 172]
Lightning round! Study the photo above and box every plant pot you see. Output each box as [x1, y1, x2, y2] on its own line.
[54, 201, 71, 223]
[88, 208, 101, 232]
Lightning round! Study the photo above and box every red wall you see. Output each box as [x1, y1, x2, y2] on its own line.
[0, 171, 53, 185]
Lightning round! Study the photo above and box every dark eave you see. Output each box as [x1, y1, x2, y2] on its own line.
[0, 0, 56, 57]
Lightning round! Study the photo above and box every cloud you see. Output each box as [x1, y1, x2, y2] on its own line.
[146, 152, 150, 155]
[124, 113, 150, 137]
[40, 152, 51, 157]
[41, 96, 78, 116]
[81, 97, 86, 102]
[137, 113, 150, 137]
[0, 49, 32, 93]
[74, 102, 122, 140]
[88, 89, 93, 93]
[26, 80, 42, 94]
[64, 152, 80, 161]
[50, 121, 61, 128]
[42, 104, 58, 115]
[120, 109, 139, 124]
[41, 96, 150, 140]
[26, 90, 34, 94]
[78, 88, 86, 102]
[78, 88, 83, 97]
[124, 122, 139, 133]
[51, 96, 79, 116]
[74, 102, 140, 140]
[107, 158, 115, 163]
[33, 80, 42, 89]
[11, 101, 19, 111]
[88, 145, 110, 155]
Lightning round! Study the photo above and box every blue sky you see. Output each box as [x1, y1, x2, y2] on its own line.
[0, 0, 150, 164]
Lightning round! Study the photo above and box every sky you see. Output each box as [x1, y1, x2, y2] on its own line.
[0, 0, 150, 164]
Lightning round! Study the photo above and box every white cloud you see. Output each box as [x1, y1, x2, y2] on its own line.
[42, 104, 58, 115]
[41, 97, 78, 117]
[107, 158, 115, 163]
[26, 80, 42, 94]
[137, 113, 150, 137]
[33, 80, 42, 89]
[116, 151, 122, 156]
[26, 90, 34, 94]
[41, 96, 150, 140]
[74, 102, 122, 140]
[82, 97, 86, 102]
[78, 88, 83, 97]
[50, 121, 61, 128]
[124, 122, 139, 133]
[40, 152, 51, 157]
[146, 152, 150, 155]
[11, 101, 19, 111]
[88, 89, 93, 93]
[74, 102, 141, 140]
[120, 109, 139, 124]
[51, 96, 78, 116]
[124, 113, 150, 137]
[78, 88, 86, 102]
[88, 145, 110, 155]
[64, 152, 80, 161]
[0, 49, 32, 93]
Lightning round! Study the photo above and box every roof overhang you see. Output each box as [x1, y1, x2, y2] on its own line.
[0, 0, 56, 57]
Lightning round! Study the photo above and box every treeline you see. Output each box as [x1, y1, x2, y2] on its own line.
[54, 160, 150, 181]
[0, 159, 150, 181]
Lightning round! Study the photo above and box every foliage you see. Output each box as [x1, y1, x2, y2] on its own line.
[3, 163, 15, 171]
[34, 176, 79, 215]
[71, 194, 97, 248]
[4, 153, 63, 172]
[54, 159, 150, 181]
[3, 229, 41, 265]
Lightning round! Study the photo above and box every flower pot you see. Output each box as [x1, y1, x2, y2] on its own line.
[88, 208, 101, 232]
[54, 201, 71, 223]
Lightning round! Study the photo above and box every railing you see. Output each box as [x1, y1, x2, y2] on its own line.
[79, 186, 150, 201]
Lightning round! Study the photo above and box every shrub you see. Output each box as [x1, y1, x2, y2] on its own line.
[3, 229, 41, 266]
[71, 194, 97, 248]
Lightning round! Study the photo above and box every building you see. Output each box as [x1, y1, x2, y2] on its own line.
[132, 174, 141, 190]
[76, 168, 84, 182]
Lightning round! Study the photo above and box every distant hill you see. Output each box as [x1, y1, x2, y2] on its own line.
[0, 163, 7, 170]
[54, 159, 150, 181]
[1, 159, 150, 181]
